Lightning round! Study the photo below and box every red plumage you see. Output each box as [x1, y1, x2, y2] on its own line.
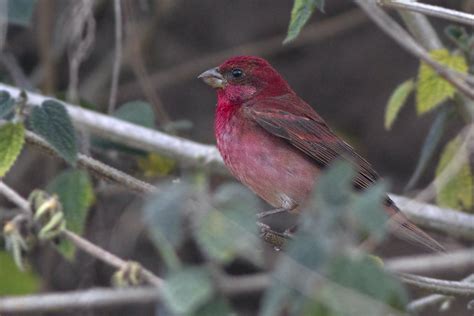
[199, 56, 443, 252]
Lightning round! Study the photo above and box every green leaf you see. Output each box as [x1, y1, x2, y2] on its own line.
[113, 101, 155, 129]
[384, 79, 414, 130]
[416, 49, 468, 114]
[143, 182, 191, 270]
[435, 136, 473, 211]
[0, 91, 16, 118]
[47, 169, 95, 258]
[194, 297, 234, 316]
[352, 182, 388, 241]
[195, 183, 262, 265]
[326, 256, 408, 311]
[284, 0, 324, 44]
[30, 100, 78, 165]
[405, 107, 449, 191]
[0, 122, 25, 176]
[0, 250, 40, 295]
[7, 0, 37, 26]
[162, 267, 214, 315]
[92, 101, 155, 155]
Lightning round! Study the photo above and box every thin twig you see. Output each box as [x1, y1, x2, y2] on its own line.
[355, 0, 474, 100]
[407, 273, 474, 312]
[397, 272, 474, 296]
[380, 0, 474, 27]
[0, 181, 163, 287]
[108, 0, 123, 113]
[25, 130, 157, 195]
[0, 287, 161, 314]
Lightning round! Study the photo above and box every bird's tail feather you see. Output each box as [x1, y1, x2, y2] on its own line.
[388, 210, 445, 253]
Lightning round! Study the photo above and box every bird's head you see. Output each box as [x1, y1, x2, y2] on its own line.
[198, 56, 292, 104]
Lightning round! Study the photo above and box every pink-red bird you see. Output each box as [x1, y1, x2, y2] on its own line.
[199, 56, 443, 252]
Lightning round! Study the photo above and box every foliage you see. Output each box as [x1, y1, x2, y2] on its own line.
[259, 161, 406, 316]
[47, 170, 95, 257]
[30, 100, 78, 165]
[435, 136, 473, 211]
[404, 107, 449, 191]
[385, 47, 473, 208]
[137, 153, 176, 178]
[143, 163, 406, 315]
[416, 49, 467, 114]
[284, 0, 325, 43]
[162, 267, 214, 315]
[92, 101, 164, 160]
[0, 250, 40, 295]
[384, 79, 414, 130]
[6, 0, 37, 26]
[0, 122, 25, 177]
[0, 91, 16, 118]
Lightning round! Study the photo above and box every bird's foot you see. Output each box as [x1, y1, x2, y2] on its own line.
[256, 208, 288, 219]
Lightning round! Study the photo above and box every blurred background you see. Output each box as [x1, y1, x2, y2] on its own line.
[0, 0, 472, 315]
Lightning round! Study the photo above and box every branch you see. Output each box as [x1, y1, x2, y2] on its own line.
[385, 248, 474, 274]
[25, 130, 156, 195]
[390, 194, 474, 240]
[0, 82, 226, 173]
[0, 181, 163, 287]
[397, 273, 474, 296]
[407, 273, 474, 312]
[380, 0, 474, 27]
[0, 82, 471, 238]
[0, 287, 161, 314]
[355, 0, 474, 100]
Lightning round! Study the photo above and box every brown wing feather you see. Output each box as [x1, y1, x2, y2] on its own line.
[244, 97, 379, 191]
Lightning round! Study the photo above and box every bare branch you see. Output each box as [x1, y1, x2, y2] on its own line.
[0, 287, 161, 314]
[398, 273, 474, 296]
[407, 274, 474, 312]
[380, 0, 474, 27]
[108, 0, 123, 113]
[386, 248, 474, 274]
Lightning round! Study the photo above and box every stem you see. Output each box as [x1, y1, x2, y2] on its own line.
[25, 131, 157, 195]
[108, 0, 123, 113]
[381, 0, 474, 27]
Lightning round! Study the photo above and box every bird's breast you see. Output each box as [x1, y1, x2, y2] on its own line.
[215, 109, 320, 209]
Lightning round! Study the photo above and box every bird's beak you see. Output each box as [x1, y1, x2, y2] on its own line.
[198, 67, 226, 89]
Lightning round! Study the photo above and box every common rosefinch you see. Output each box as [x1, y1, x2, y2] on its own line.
[199, 56, 443, 252]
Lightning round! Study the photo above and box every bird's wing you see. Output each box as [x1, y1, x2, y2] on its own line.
[244, 97, 379, 191]
[244, 97, 445, 252]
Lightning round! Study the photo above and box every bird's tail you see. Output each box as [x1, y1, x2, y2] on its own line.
[386, 206, 445, 253]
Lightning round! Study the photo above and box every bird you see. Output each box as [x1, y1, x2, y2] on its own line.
[198, 55, 444, 252]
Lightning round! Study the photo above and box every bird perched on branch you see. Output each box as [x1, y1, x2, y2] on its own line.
[199, 56, 443, 252]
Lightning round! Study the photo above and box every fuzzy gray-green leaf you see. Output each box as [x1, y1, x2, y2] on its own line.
[30, 100, 78, 165]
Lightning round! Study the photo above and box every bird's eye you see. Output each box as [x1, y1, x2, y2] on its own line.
[231, 68, 243, 78]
